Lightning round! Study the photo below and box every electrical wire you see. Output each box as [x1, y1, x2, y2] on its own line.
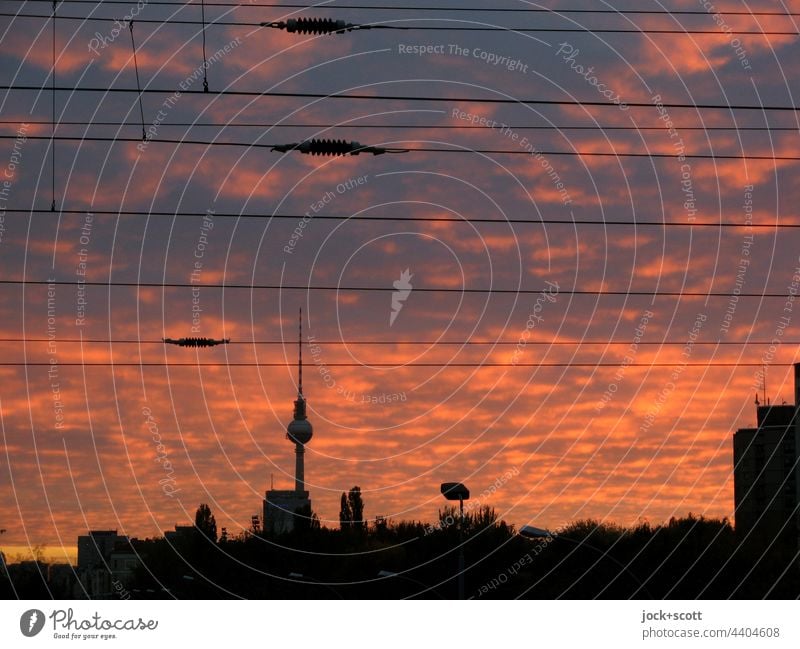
[6, 12, 799, 34]
[0, 120, 797, 132]
[5, 338, 800, 346]
[128, 21, 147, 140]
[200, 0, 209, 92]
[5, 209, 799, 229]
[16, 1, 800, 16]
[0, 279, 793, 298]
[51, 0, 57, 211]
[0, 362, 794, 367]
[4, 134, 798, 161]
[5, 85, 798, 111]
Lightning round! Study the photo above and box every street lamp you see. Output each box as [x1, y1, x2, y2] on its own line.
[520, 525, 549, 538]
[519, 525, 652, 598]
[440, 482, 469, 600]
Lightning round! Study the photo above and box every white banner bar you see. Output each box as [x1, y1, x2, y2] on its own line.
[1, 600, 798, 648]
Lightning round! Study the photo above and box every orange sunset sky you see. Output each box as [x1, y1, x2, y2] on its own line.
[2, 0, 800, 563]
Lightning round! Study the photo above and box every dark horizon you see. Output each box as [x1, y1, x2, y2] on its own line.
[2, 0, 800, 599]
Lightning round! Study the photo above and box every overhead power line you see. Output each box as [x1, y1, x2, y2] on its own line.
[5, 134, 798, 161]
[0, 279, 795, 298]
[7, 12, 799, 33]
[0, 362, 796, 367]
[5, 209, 800, 229]
[5, 85, 799, 112]
[200, 0, 209, 91]
[50, 0, 56, 212]
[128, 20, 147, 140]
[1, 120, 798, 132]
[6, 338, 800, 346]
[17, 1, 800, 16]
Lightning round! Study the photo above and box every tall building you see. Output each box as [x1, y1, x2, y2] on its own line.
[76, 530, 138, 598]
[77, 530, 126, 571]
[263, 310, 314, 535]
[733, 364, 800, 548]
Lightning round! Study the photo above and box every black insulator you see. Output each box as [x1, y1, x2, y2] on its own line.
[164, 337, 229, 347]
[271, 139, 399, 155]
[285, 18, 351, 35]
[305, 139, 357, 156]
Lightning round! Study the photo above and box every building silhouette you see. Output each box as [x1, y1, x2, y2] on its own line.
[263, 310, 314, 535]
[164, 525, 198, 543]
[77, 530, 126, 571]
[733, 364, 800, 548]
[76, 530, 138, 598]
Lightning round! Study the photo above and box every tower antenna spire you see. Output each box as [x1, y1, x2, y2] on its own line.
[298, 307, 303, 396]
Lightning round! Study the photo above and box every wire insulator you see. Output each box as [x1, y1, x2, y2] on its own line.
[305, 138, 357, 155]
[163, 337, 230, 347]
[261, 18, 358, 34]
[285, 17, 352, 34]
[271, 139, 402, 156]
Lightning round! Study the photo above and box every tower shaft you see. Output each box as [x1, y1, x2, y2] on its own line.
[294, 442, 305, 493]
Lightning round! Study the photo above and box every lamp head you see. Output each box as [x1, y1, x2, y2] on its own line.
[440, 482, 469, 501]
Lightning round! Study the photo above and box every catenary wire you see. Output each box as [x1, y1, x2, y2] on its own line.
[0, 362, 794, 367]
[5, 209, 800, 229]
[50, 0, 57, 211]
[4, 338, 800, 346]
[4, 85, 799, 112]
[5, 12, 800, 33]
[16, 1, 800, 16]
[0, 279, 795, 297]
[1, 120, 798, 132]
[128, 21, 147, 140]
[4, 134, 798, 160]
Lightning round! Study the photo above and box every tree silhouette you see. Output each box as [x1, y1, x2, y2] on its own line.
[338, 487, 365, 532]
[374, 515, 388, 536]
[111, 511, 800, 599]
[348, 487, 365, 532]
[339, 493, 352, 530]
[250, 515, 261, 535]
[194, 503, 217, 542]
[437, 504, 503, 536]
[294, 504, 321, 533]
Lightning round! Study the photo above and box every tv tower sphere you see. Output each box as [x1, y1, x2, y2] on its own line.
[287, 403, 313, 445]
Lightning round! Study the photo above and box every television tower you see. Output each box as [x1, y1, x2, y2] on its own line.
[262, 308, 314, 535]
[287, 308, 313, 492]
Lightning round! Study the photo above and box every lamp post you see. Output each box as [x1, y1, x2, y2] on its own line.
[440, 482, 469, 600]
[519, 525, 652, 598]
